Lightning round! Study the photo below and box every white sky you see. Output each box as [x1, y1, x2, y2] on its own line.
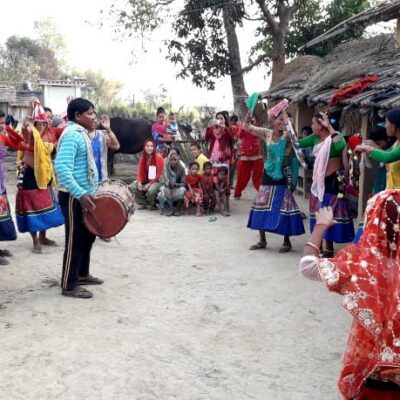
[0, 0, 269, 110]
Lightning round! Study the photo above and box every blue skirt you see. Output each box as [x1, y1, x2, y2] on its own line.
[247, 184, 305, 237]
[310, 193, 354, 243]
[353, 222, 364, 244]
[0, 192, 17, 241]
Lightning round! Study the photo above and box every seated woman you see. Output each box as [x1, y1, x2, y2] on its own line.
[129, 139, 164, 210]
[158, 150, 187, 216]
[299, 190, 400, 400]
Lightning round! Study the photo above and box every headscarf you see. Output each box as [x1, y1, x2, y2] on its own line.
[316, 190, 400, 398]
[160, 150, 185, 187]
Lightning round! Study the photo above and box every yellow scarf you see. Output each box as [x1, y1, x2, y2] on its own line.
[33, 127, 56, 189]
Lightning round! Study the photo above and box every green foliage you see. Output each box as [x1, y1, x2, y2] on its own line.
[33, 18, 66, 61]
[79, 70, 124, 106]
[109, 0, 371, 90]
[0, 35, 60, 82]
[257, 0, 371, 59]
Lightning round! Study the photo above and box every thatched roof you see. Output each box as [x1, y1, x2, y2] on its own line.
[263, 34, 400, 109]
[259, 55, 321, 101]
[302, 0, 400, 49]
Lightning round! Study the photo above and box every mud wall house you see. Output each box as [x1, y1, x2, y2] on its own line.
[260, 34, 400, 217]
[0, 85, 42, 122]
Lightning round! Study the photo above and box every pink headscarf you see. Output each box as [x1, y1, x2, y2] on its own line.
[267, 99, 289, 120]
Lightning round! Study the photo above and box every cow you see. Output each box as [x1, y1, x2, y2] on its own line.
[105, 117, 196, 175]
[106, 117, 152, 175]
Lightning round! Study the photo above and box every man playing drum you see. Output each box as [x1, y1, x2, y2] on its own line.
[55, 98, 103, 299]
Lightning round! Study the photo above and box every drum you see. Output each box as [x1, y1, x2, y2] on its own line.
[83, 180, 134, 238]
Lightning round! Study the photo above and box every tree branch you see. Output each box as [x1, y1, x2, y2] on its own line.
[233, 53, 270, 76]
[254, 0, 279, 34]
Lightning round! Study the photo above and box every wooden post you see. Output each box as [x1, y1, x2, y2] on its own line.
[357, 114, 373, 221]
[396, 18, 400, 47]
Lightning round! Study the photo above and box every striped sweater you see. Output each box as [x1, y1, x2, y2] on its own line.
[55, 122, 99, 199]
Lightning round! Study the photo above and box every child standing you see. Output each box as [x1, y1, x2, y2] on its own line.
[184, 162, 203, 216]
[202, 162, 216, 214]
[214, 166, 230, 216]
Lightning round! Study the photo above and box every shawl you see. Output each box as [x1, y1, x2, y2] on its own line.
[311, 135, 332, 201]
[33, 127, 56, 189]
[160, 151, 185, 187]
[205, 126, 233, 160]
[137, 139, 164, 184]
[57, 122, 97, 187]
[316, 189, 400, 398]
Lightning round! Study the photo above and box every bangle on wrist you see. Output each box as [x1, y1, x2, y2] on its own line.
[315, 223, 331, 228]
[306, 242, 320, 255]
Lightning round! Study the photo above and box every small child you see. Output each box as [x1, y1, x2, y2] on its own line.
[184, 162, 203, 216]
[214, 166, 230, 217]
[166, 113, 179, 136]
[202, 162, 216, 214]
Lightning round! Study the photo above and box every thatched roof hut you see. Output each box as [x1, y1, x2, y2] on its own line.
[263, 34, 400, 110]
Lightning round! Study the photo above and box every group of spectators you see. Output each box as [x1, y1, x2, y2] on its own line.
[129, 107, 264, 217]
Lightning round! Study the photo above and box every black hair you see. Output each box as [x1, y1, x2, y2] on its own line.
[169, 112, 176, 117]
[156, 107, 166, 117]
[0, 109, 5, 119]
[67, 98, 94, 121]
[217, 165, 229, 174]
[216, 111, 230, 127]
[230, 114, 239, 123]
[387, 108, 400, 128]
[301, 126, 313, 136]
[189, 161, 200, 169]
[203, 161, 212, 169]
[368, 126, 388, 142]
[44, 107, 53, 114]
[190, 142, 201, 150]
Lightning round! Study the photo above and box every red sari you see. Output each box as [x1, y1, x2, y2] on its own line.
[316, 190, 400, 399]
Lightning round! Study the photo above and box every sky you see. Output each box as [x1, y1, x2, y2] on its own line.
[0, 0, 269, 111]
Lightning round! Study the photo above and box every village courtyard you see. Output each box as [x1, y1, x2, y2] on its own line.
[0, 165, 350, 400]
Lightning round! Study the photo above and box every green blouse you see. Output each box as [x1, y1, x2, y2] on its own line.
[299, 133, 346, 159]
[370, 144, 400, 163]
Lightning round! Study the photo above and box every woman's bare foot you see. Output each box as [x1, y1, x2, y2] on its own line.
[39, 238, 58, 246]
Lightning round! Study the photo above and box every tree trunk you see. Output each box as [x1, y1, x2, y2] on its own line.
[270, 30, 286, 87]
[222, 5, 248, 118]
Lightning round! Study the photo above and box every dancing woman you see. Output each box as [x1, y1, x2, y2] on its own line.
[356, 108, 400, 190]
[299, 113, 354, 256]
[299, 190, 400, 399]
[244, 101, 305, 253]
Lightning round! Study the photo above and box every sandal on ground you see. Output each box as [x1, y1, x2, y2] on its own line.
[149, 204, 158, 211]
[196, 212, 203, 217]
[249, 241, 267, 250]
[0, 257, 10, 266]
[0, 249, 12, 257]
[173, 209, 182, 217]
[78, 275, 104, 286]
[100, 237, 112, 243]
[62, 287, 93, 299]
[136, 204, 147, 210]
[278, 244, 292, 253]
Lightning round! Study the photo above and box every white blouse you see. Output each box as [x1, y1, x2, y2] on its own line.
[299, 255, 323, 282]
